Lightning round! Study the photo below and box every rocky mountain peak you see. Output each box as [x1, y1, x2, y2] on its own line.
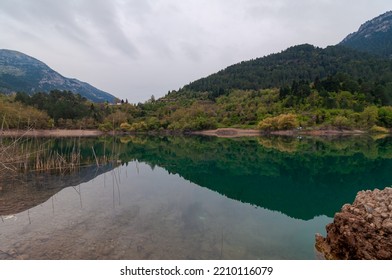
[339, 11, 392, 58]
[342, 11, 392, 43]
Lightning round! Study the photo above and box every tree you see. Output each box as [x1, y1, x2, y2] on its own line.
[378, 106, 392, 127]
[359, 106, 378, 128]
[14, 92, 31, 105]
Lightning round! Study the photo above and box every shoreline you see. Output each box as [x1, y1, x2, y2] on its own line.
[0, 129, 104, 138]
[192, 128, 368, 137]
[191, 128, 263, 138]
[0, 127, 374, 138]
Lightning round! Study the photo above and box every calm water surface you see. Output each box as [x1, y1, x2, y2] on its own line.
[1, 135, 392, 259]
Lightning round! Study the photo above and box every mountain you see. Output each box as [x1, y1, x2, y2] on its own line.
[340, 11, 392, 58]
[176, 44, 392, 98]
[166, 11, 392, 101]
[0, 49, 116, 103]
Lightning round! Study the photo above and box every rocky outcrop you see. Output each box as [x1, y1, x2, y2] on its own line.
[341, 11, 392, 43]
[316, 187, 392, 259]
[340, 11, 392, 58]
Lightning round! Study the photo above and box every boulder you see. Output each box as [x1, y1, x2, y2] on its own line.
[315, 187, 392, 259]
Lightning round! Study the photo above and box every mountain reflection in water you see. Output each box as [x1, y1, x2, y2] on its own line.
[118, 135, 392, 220]
[0, 164, 115, 216]
[1, 135, 392, 259]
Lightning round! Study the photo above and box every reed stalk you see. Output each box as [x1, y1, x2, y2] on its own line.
[1, 133, 119, 181]
[1, 138, 82, 175]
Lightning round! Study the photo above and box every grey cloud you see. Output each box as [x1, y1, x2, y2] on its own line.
[1, 0, 391, 103]
[1, 0, 140, 58]
[74, 0, 140, 57]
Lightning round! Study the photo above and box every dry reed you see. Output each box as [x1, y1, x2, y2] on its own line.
[0, 137, 82, 175]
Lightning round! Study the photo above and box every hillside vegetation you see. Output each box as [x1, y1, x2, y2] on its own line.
[2, 45, 392, 133]
[174, 45, 392, 100]
[2, 11, 392, 133]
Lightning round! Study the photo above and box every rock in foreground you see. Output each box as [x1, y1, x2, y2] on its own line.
[316, 187, 392, 260]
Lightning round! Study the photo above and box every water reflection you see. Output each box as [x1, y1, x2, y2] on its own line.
[117, 135, 392, 220]
[0, 162, 330, 259]
[1, 135, 392, 259]
[0, 137, 119, 216]
[0, 164, 115, 216]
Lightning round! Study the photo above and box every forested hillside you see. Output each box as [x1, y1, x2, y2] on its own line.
[173, 44, 392, 102]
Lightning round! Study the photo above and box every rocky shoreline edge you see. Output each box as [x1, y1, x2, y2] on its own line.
[315, 187, 392, 260]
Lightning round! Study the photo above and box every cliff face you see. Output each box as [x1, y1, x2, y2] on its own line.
[316, 187, 392, 260]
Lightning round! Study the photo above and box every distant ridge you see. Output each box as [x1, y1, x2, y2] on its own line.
[0, 49, 116, 102]
[340, 11, 392, 58]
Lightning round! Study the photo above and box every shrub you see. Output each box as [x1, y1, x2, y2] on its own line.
[370, 125, 390, 134]
[378, 106, 392, 128]
[98, 122, 113, 132]
[258, 116, 278, 131]
[130, 121, 148, 132]
[332, 116, 352, 130]
[359, 106, 378, 128]
[120, 122, 132, 131]
[276, 113, 299, 130]
[258, 114, 298, 131]
[146, 117, 161, 130]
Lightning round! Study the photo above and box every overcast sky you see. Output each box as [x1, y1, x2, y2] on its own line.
[0, 0, 390, 102]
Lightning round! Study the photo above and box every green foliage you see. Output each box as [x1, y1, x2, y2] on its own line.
[4, 42, 392, 134]
[332, 116, 353, 130]
[378, 107, 392, 128]
[13, 90, 119, 129]
[0, 94, 50, 129]
[15, 90, 93, 128]
[145, 117, 161, 130]
[104, 111, 129, 129]
[178, 45, 392, 102]
[3, 80, 392, 133]
[258, 117, 279, 131]
[98, 121, 113, 132]
[165, 101, 218, 131]
[277, 114, 300, 130]
[130, 121, 148, 132]
[359, 106, 379, 128]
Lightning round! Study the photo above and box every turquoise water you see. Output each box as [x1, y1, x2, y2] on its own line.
[1, 135, 392, 259]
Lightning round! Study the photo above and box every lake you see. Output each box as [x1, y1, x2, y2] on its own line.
[1, 135, 392, 259]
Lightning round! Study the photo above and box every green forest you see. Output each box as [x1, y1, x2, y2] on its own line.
[1, 44, 392, 133]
